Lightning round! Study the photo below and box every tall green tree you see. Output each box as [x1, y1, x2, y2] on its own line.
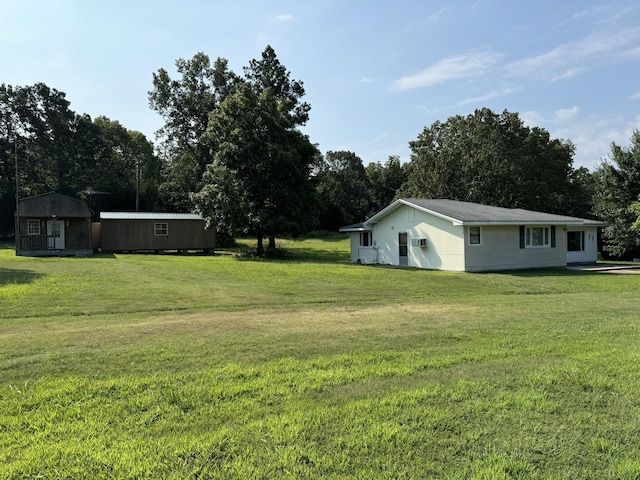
[592, 130, 640, 258]
[193, 46, 317, 254]
[401, 108, 579, 214]
[365, 155, 407, 211]
[149, 53, 237, 210]
[315, 150, 370, 230]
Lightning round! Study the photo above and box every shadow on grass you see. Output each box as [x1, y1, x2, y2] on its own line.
[0, 267, 41, 285]
[0, 241, 15, 251]
[234, 247, 349, 264]
[483, 267, 599, 278]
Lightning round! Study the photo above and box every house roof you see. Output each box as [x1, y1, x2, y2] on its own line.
[338, 222, 369, 232]
[364, 198, 608, 227]
[17, 192, 90, 218]
[100, 212, 204, 221]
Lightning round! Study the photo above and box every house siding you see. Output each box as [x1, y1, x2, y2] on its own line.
[372, 205, 465, 271]
[566, 226, 599, 264]
[464, 225, 567, 272]
[343, 199, 605, 272]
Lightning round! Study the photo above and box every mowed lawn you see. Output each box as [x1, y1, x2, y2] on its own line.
[1, 238, 640, 479]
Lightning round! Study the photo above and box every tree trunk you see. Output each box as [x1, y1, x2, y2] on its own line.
[268, 233, 276, 250]
[256, 228, 264, 256]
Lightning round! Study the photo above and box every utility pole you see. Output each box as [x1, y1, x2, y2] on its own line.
[14, 135, 19, 253]
[135, 157, 140, 212]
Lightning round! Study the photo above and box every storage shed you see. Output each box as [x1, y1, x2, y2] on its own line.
[16, 192, 93, 257]
[94, 212, 216, 253]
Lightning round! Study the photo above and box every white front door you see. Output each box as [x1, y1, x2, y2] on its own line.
[47, 220, 65, 249]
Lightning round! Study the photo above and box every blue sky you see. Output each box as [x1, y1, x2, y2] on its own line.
[2, 0, 639, 170]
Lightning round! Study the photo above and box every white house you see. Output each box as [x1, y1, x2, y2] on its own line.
[340, 199, 607, 272]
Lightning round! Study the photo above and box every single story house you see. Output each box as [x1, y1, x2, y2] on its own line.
[16, 192, 93, 257]
[94, 212, 216, 253]
[340, 198, 608, 272]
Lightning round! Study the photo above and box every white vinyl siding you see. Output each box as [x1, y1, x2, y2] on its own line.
[566, 227, 599, 264]
[464, 225, 566, 272]
[373, 205, 465, 271]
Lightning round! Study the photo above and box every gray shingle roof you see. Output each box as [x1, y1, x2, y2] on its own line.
[365, 199, 607, 226]
[100, 212, 204, 221]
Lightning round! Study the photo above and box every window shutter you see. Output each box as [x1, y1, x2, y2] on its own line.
[519, 226, 525, 249]
[551, 226, 556, 248]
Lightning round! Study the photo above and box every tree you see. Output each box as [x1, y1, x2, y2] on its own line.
[149, 53, 237, 210]
[631, 195, 640, 233]
[82, 117, 161, 217]
[243, 45, 310, 127]
[0, 83, 161, 236]
[592, 130, 640, 258]
[194, 46, 318, 254]
[401, 108, 579, 214]
[365, 155, 407, 211]
[315, 150, 370, 230]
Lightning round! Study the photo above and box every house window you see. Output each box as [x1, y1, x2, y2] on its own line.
[154, 223, 168, 236]
[27, 219, 40, 235]
[469, 226, 482, 245]
[567, 231, 585, 251]
[360, 232, 372, 247]
[525, 226, 550, 247]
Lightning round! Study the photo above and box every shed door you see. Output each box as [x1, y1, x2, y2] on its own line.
[47, 220, 65, 249]
[399, 232, 408, 266]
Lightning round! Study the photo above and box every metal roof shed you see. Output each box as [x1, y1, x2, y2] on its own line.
[95, 212, 216, 253]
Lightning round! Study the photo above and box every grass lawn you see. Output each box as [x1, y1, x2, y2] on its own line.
[1, 237, 640, 479]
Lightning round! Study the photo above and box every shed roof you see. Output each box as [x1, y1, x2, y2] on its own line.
[100, 212, 204, 221]
[17, 192, 90, 218]
[364, 199, 608, 227]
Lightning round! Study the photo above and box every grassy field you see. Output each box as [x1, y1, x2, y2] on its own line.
[1, 237, 640, 479]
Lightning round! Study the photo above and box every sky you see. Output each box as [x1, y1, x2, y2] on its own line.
[2, 0, 640, 171]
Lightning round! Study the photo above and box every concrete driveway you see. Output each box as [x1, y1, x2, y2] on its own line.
[567, 264, 640, 274]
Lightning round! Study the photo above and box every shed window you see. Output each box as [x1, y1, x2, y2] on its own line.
[469, 226, 481, 245]
[154, 223, 168, 236]
[360, 232, 372, 247]
[27, 219, 40, 235]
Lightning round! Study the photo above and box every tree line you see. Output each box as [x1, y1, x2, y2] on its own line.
[1, 46, 640, 258]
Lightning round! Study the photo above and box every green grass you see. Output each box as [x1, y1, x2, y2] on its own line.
[1, 238, 640, 478]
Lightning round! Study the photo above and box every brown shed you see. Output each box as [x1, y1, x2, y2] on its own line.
[94, 212, 216, 253]
[16, 192, 93, 257]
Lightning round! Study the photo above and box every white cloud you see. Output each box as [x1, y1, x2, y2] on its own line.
[549, 67, 588, 82]
[457, 87, 521, 106]
[554, 106, 580, 122]
[631, 91, 640, 101]
[520, 111, 545, 128]
[517, 110, 639, 169]
[552, 114, 640, 169]
[392, 51, 503, 90]
[507, 27, 640, 81]
[359, 77, 374, 84]
[274, 14, 293, 22]
[426, 7, 448, 25]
